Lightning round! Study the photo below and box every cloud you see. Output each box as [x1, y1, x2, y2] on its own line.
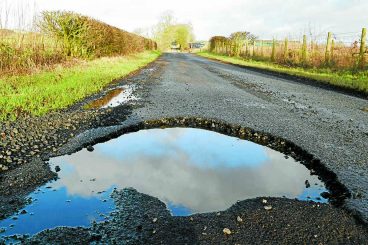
[3, 0, 364, 40]
[32, 0, 367, 41]
[50, 129, 322, 213]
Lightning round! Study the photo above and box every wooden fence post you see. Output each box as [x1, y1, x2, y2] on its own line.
[331, 39, 335, 63]
[301, 35, 308, 64]
[271, 39, 276, 62]
[245, 39, 249, 57]
[325, 32, 332, 64]
[359, 27, 367, 69]
[260, 40, 264, 57]
[283, 38, 288, 61]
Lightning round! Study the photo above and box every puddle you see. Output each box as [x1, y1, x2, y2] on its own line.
[0, 128, 329, 237]
[0, 187, 114, 237]
[86, 85, 137, 109]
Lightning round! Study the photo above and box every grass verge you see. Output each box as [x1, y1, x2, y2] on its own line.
[0, 50, 161, 121]
[197, 51, 368, 96]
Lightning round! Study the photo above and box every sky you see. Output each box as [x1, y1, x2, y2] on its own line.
[2, 0, 367, 41]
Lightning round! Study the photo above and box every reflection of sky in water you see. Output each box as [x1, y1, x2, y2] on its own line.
[101, 85, 137, 108]
[0, 186, 114, 237]
[0, 128, 328, 237]
[98, 128, 268, 168]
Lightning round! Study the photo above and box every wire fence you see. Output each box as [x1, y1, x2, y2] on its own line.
[209, 28, 367, 70]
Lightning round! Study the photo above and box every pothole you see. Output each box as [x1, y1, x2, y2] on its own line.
[0, 127, 332, 237]
[85, 84, 137, 109]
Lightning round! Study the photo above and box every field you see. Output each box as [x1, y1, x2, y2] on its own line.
[205, 29, 367, 94]
[208, 29, 367, 70]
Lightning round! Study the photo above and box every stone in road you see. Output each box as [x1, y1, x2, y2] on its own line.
[2, 53, 368, 243]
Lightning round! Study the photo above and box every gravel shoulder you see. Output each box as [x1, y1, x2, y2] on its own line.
[0, 53, 367, 243]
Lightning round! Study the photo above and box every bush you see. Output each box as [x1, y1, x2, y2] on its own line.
[0, 12, 157, 76]
[39, 11, 157, 58]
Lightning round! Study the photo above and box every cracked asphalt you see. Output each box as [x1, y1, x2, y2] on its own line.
[83, 52, 366, 220]
[134, 53, 368, 220]
[68, 51, 367, 218]
[1, 52, 368, 244]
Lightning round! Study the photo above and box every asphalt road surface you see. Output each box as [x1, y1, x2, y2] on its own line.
[2, 52, 368, 244]
[127, 52, 368, 222]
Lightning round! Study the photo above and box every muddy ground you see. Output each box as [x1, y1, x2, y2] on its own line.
[0, 53, 367, 244]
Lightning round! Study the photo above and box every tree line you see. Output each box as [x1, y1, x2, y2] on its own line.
[134, 11, 195, 52]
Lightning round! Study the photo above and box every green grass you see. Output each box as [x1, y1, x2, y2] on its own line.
[197, 51, 368, 95]
[0, 50, 161, 120]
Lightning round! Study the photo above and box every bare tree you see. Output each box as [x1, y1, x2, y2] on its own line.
[0, 0, 12, 29]
[0, 0, 37, 31]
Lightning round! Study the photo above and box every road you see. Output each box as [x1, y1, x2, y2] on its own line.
[131, 53, 368, 221]
[2, 52, 368, 243]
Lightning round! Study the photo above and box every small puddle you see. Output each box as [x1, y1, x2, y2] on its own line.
[0, 128, 329, 237]
[86, 85, 137, 109]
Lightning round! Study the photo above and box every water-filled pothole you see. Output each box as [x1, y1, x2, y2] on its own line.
[0, 128, 329, 237]
[85, 84, 137, 109]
